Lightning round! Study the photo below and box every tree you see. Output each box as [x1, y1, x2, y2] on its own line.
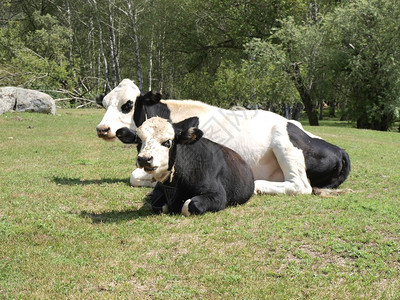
[238, 17, 325, 125]
[322, 0, 400, 130]
[211, 42, 300, 113]
[0, 8, 74, 91]
[174, 0, 308, 101]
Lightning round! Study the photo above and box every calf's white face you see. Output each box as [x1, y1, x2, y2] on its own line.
[96, 79, 140, 140]
[136, 117, 175, 183]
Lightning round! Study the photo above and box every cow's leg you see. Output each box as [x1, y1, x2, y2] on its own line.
[150, 183, 168, 214]
[254, 125, 312, 195]
[130, 168, 156, 187]
[181, 191, 227, 217]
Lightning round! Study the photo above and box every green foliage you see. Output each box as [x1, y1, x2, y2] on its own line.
[173, 0, 312, 106]
[244, 39, 301, 107]
[322, 0, 400, 130]
[211, 45, 300, 110]
[0, 11, 75, 92]
[179, 70, 216, 102]
[25, 12, 70, 64]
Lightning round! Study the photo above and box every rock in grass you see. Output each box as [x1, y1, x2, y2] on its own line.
[0, 87, 56, 115]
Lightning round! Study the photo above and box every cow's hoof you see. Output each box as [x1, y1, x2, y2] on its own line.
[182, 199, 191, 217]
[162, 204, 169, 214]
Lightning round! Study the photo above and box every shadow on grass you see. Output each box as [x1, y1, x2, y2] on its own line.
[52, 176, 130, 186]
[79, 205, 154, 223]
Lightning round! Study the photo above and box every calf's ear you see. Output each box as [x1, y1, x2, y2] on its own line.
[173, 117, 203, 144]
[116, 127, 140, 144]
[176, 127, 203, 144]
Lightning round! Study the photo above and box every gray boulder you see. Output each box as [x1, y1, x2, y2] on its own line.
[0, 87, 15, 114]
[0, 87, 56, 115]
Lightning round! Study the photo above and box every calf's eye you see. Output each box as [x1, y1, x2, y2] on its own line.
[121, 100, 133, 114]
[161, 140, 171, 148]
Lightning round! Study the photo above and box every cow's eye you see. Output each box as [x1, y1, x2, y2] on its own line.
[121, 100, 133, 114]
[161, 140, 171, 148]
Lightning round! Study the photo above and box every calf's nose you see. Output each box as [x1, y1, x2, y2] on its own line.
[137, 155, 153, 167]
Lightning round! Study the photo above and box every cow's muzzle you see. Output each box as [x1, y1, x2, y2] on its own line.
[96, 125, 111, 138]
[137, 155, 155, 171]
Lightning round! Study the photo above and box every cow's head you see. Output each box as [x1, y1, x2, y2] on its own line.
[96, 79, 141, 141]
[96, 79, 162, 141]
[116, 117, 202, 182]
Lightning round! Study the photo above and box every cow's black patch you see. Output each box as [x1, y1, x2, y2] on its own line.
[287, 122, 350, 188]
[133, 91, 170, 127]
[121, 100, 134, 114]
[116, 127, 142, 152]
[116, 127, 139, 144]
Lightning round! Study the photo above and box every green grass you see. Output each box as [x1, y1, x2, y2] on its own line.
[1, 109, 399, 299]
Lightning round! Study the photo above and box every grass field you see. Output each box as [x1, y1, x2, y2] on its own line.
[1, 109, 399, 299]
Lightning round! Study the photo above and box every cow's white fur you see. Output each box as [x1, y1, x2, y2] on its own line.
[162, 204, 169, 214]
[98, 79, 316, 195]
[136, 117, 175, 183]
[96, 79, 141, 140]
[182, 200, 191, 217]
[129, 168, 156, 187]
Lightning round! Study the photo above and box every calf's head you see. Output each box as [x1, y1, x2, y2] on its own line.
[96, 79, 161, 141]
[117, 117, 202, 182]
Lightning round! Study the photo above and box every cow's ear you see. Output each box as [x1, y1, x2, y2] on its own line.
[96, 94, 104, 107]
[176, 127, 203, 144]
[173, 117, 202, 144]
[140, 91, 162, 105]
[116, 127, 140, 144]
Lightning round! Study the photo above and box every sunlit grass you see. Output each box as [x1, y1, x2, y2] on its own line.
[1, 109, 399, 299]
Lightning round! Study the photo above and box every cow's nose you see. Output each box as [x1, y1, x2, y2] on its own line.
[96, 125, 110, 136]
[137, 155, 153, 167]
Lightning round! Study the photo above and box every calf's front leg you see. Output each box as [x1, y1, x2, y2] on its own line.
[182, 191, 227, 217]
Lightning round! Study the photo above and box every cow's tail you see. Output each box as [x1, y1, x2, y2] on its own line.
[313, 149, 351, 197]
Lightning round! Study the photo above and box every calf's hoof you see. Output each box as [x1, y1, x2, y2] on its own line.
[182, 199, 192, 217]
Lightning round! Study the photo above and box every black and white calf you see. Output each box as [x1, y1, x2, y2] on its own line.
[117, 117, 255, 216]
[98, 79, 350, 195]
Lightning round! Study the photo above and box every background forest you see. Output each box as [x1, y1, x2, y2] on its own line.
[1, 0, 399, 130]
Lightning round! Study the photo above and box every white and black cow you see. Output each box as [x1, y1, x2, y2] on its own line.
[97, 79, 350, 195]
[117, 116, 254, 215]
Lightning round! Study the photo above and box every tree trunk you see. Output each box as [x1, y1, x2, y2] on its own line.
[98, 19, 111, 94]
[157, 29, 165, 94]
[329, 99, 336, 117]
[127, 0, 143, 94]
[65, 0, 74, 65]
[108, 2, 120, 88]
[148, 28, 153, 91]
[319, 98, 324, 120]
[285, 103, 291, 119]
[298, 85, 319, 126]
[291, 63, 319, 126]
[88, 19, 94, 79]
[291, 102, 304, 121]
